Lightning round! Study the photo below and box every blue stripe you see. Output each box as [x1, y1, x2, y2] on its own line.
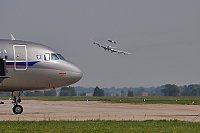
[6, 61, 40, 66]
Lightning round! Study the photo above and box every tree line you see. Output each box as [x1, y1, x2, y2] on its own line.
[22, 86, 105, 97]
[1, 84, 200, 97]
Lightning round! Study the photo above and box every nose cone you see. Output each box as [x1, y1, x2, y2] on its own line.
[70, 64, 82, 84]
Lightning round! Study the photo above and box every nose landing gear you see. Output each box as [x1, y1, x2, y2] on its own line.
[13, 105, 23, 114]
[12, 91, 23, 114]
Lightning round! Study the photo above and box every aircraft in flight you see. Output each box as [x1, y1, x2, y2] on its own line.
[91, 40, 131, 55]
[0, 35, 82, 114]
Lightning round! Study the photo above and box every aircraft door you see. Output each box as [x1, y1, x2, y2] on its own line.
[13, 45, 27, 70]
[0, 58, 6, 76]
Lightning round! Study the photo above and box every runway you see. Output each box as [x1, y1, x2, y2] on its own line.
[0, 100, 200, 121]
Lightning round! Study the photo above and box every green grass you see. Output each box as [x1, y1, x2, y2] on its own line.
[6, 96, 199, 105]
[1, 96, 200, 105]
[0, 97, 199, 132]
[0, 120, 199, 133]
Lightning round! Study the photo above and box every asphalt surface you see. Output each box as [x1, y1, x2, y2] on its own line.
[0, 100, 200, 121]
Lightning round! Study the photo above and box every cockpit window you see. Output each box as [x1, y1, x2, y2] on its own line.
[51, 53, 59, 60]
[57, 53, 65, 60]
[44, 53, 65, 61]
[44, 53, 50, 61]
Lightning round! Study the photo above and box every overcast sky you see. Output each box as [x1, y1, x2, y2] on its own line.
[1, 0, 200, 88]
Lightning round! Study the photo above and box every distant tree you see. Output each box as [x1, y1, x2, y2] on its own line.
[121, 90, 125, 96]
[161, 84, 180, 96]
[149, 86, 164, 96]
[44, 90, 56, 96]
[80, 92, 86, 96]
[181, 84, 200, 96]
[0, 92, 10, 97]
[115, 93, 119, 96]
[127, 90, 134, 97]
[134, 88, 145, 96]
[93, 86, 104, 96]
[24, 91, 44, 96]
[190, 88, 200, 96]
[180, 85, 191, 96]
[60, 86, 76, 96]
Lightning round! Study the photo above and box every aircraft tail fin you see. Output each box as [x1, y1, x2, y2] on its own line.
[10, 34, 15, 40]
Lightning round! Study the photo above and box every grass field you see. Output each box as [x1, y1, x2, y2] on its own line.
[0, 96, 200, 132]
[2, 96, 198, 105]
[0, 120, 200, 133]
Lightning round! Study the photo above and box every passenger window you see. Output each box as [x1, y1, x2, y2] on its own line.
[51, 53, 59, 60]
[44, 53, 50, 61]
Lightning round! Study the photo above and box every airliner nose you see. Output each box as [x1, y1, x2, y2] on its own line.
[70, 65, 82, 83]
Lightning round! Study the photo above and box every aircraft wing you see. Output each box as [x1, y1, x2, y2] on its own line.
[110, 49, 118, 53]
[111, 49, 131, 55]
[119, 51, 132, 55]
[100, 44, 108, 50]
[91, 40, 108, 50]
